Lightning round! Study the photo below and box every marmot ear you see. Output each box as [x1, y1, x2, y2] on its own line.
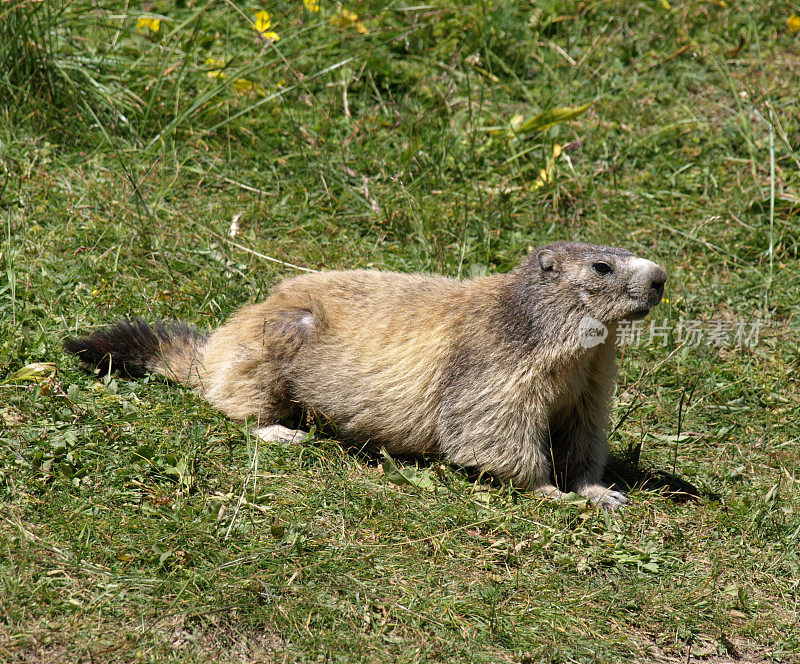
[537, 249, 558, 274]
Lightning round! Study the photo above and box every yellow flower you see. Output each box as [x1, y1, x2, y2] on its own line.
[136, 17, 161, 33]
[333, 7, 368, 34]
[254, 10, 272, 31]
[232, 79, 254, 93]
[789, 14, 800, 33]
[206, 57, 226, 79]
[254, 10, 280, 41]
[204, 59, 264, 94]
[232, 78, 266, 95]
[531, 144, 562, 190]
[303, 0, 320, 12]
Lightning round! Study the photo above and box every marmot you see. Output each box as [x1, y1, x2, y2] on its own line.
[65, 242, 666, 509]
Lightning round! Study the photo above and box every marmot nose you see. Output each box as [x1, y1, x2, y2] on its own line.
[650, 269, 667, 296]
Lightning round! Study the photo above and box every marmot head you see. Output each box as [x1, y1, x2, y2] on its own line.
[530, 242, 667, 324]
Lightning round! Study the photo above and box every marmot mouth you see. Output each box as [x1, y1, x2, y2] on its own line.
[625, 305, 652, 321]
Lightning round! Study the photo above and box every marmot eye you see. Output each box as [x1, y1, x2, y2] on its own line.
[592, 262, 612, 275]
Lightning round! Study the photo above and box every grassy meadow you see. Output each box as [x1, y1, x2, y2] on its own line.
[1, 0, 799, 661]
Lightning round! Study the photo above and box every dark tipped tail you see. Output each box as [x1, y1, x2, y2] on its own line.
[64, 318, 207, 385]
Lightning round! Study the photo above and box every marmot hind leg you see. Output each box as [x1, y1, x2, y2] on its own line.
[255, 424, 309, 445]
[197, 303, 318, 423]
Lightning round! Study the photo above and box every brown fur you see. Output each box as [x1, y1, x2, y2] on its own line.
[65, 242, 666, 509]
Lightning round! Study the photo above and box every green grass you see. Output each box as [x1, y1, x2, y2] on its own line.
[1, 0, 799, 662]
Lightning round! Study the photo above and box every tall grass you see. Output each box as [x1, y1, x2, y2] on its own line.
[0, 1, 62, 103]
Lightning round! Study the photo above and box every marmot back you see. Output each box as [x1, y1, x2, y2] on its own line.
[65, 242, 666, 509]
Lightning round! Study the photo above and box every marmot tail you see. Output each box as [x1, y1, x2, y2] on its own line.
[64, 319, 206, 385]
